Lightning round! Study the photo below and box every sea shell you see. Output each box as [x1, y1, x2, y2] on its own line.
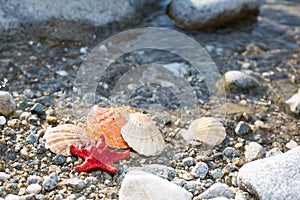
[44, 124, 96, 156]
[180, 117, 226, 147]
[121, 112, 165, 156]
[84, 106, 135, 149]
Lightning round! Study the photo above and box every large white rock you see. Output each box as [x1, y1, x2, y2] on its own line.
[285, 89, 300, 116]
[168, 0, 261, 30]
[0, 0, 158, 30]
[238, 146, 300, 200]
[119, 170, 192, 200]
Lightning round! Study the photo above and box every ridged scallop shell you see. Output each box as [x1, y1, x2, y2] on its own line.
[121, 112, 165, 156]
[84, 106, 135, 149]
[180, 117, 226, 147]
[44, 124, 96, 156]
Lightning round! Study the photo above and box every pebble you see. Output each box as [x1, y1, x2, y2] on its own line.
[53, 155, 66, 165]
[27, 175, 42, 185]
[119, 170, 191, 200]
[0, 91, 16, 117]
[235, 121, 250, 135]
[244, 142, 266, 162]
[286, 140, 298, 149]
[46, 115, 58, 123]
[235, 190, 250, 200]
[129, 164, 177, 181]
[197, 183, 234, 199]
[182, 157, 196, 167]
[220, 71, 259, 94]
[238, 147, 300, 199]
[3, 194, 20, 200]
[210, 168, 224, 180]
[0, 116, 6, 125]
[42, 173, 58, 191]
[223, 147, 240, 158]
[30, 103, 44, 115]
[191, 162, 208, 179]
[265, 147, 283, 158]
[285, 89, 300, 116]
[167, 0, 261, 30]
[7, 119, 20, 128]
[26, 133, 37, 144]
[26, 184, 42, 194]
[0, 172, 10, 181]
[37, 144, 47, 154]
[61, 178, 86, 192]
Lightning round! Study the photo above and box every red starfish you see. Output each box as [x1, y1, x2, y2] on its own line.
[69, 135, 130, 173]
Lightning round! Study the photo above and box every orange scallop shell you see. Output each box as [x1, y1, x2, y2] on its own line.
[84, 106, 135, 149]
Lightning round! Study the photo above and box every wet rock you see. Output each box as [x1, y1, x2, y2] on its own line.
[119, 170, 191, 200]
[0, 116, 6, 125]
[0, 0, 158, 30]
[26, 184, 42, 194]
[197, 183, 234, 199]
[285, 89, 300, 116]
[223, 147, 240, 158]
[286, 140, 298, 149]
[129, 164, 177, 181]
[0, 91, 16, 117]
[238, 147, 300, 199]
[167, 0, 261, 30]
[191, 162, 208, 179]
[244, 142, 265, 162]
[235, 121, 250, 136]
[218, 71, 259, 94]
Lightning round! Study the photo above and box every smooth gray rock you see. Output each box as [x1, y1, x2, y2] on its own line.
[198, 183, 234, 199]
[223, 147, 240, 158]
[0, 91, 16, 117]
[238, 146, 300, 200]
[119, 170, 192, 200]
[129, 164, 177, 181]
[26, 184, 42, 194]
[285, 89, 300, 116]
[0, 0, 158, 30]
[244, 142, 265, 162]
[167, 0, 261, 30]
[223, 71, 259, 94]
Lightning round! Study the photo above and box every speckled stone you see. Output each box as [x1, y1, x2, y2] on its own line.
[0, 91, 16, 117]
[26, 184, 42, 194]
[197, 183, 234, 199]
[244, 142, 265, 162]
[238, 147, 300, 199]
[191, 162, 208, 179]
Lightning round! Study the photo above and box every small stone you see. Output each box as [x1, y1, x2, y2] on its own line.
[0, 116, 6, 125]
[198, 183, 234, 199]
[56, 70, 68, 77]
[42, 174, 58, 191]
[238, 147, 300, 199]
[7, 119, 21, 128]
[235, 121, 250, 136]
[235, 190, 250, 200]
[26, 184, 42, 194]
[223, 147, 240, 158]
[286, 140, 298, 149]
[0, 91, 16, 117]
[20, 148, 28, 157]
[119, 170, 191, 200]
[0, 172, 10, 181]
[61, 178, 86, 192]
[80, 47, 88, 54]
[53, 155, 66, 165]
[210, 168, 224, 180]
[3, 194, 20, 200]
[266, 147, 283, 158]
[191, 162, 208, 179]
[285, 89, 300, 115]
[223, 163, 237, 174]
[244, 142, 265, 162]
[26, 133, 37, 144]
[129, 164, 177, 181]
[30, 103, 44, 115]
[182, 157, 195, 167]
[46, 115, 58, 123]
[37, 144, 47, 154]
[7, 152, 16, 161]
[27, 175, 42, 185]
[254, 120, 264, 127]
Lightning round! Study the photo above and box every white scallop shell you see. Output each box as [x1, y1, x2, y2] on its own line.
[180, 117, 226, 147]
[44, 124, 96, 156]
[121, 112, 165, 156]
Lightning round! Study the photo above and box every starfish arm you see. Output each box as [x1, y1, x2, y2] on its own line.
[70, 145, 91, 159]
[104, 149, 131, 162]
[75, 157, 118, 173]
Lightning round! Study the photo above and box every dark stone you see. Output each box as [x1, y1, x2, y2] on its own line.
[30, 103, 44, 115]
